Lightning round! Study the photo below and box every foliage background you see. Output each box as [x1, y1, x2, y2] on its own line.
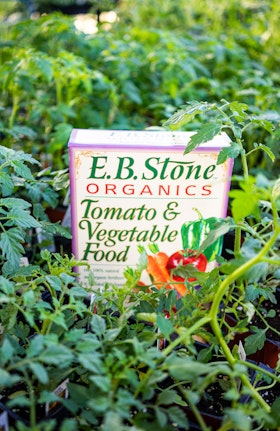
[1, 0, 280, 175]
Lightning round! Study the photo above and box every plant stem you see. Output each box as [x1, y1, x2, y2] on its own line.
[178, 384, 210, 431]
[163, 316, 212, 357]
[209, 226, 280, 411]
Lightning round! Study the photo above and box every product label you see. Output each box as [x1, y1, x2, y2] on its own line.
[69, 130, 233, 289]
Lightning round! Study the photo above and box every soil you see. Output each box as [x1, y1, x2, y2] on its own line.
[250, 288, 280, 343]
[258, 381, 280, 406]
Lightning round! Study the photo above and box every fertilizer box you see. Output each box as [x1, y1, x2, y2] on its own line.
[68, 129, 233, 289]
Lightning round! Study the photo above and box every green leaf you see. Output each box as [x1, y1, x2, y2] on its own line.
[0, 276, 15, 295]
[89, 375, 112, 392]
[90, 314, 106, 336]
[0, 368, 14, 385]
[29, 362, 49, 384]
[104, 328, 122, 342]
[9, 125, 37, 140]
[198, 217, 235, 259]
[0, 171, 14, 196]
[244, 285, 266, 302]
[184, 122, 222, 153]
[244, 329, 266, 355]
[59, 419, 78, 431]
[33, 55, 53, 82]
[155, 406, 167, 427]
[168, 405, 190, 428]
[0, 338, 15, 365]
[78, 353, 102, 374]
[270, 397, 280, 428]
[6, 207, 41, 228]
[67, 382, 91, 405]
[224, 407, 252, 429]
[156, 314, 174, 337]
[45, 275, 62, 292]
[27, 335, 45, 358]
[228, 101, 248, 121]
[217, 141, 241, 164]
[7, 395, 30, 408]
[230, 186, 260, 222]
[39, 343, 74, 366]
[157, 389, 186, 406]
[0, 228, 25, 269]
[166, 356, 211, 381]
[251, 118, 275, 134]
[163, 101, 213, 130]
[257, 144, 275, 162]
[272, 178, 280, 201]
[11, 159, 35, 180]
[103, 411, 122, 431]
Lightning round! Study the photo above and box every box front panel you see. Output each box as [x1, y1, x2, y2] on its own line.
[70, 142, 232, 289]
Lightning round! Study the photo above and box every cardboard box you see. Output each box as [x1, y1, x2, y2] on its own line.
[68, 129, 233, 289]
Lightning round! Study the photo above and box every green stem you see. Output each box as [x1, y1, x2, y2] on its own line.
[163, 316, 212, 357]
[178, 384, 210, 431]
[239, 360, 280, 384]
[209, 226, 280, 411]
[9, 93, 19, 131]
[134, 316, 211, 398]
[234, 224, 242, 257]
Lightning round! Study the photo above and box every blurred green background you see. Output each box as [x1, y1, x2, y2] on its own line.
[1, 0, 280, 176]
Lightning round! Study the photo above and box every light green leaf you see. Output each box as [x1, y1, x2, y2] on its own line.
[257, 144, 275, 162]
[185, 122, 222, 153]
[228, 101, 248, 121]
[163, 101, 213, 130]
[272, 178, 280, 201]
[217, 141, 241, 164]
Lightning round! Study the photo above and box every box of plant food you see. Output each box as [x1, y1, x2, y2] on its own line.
[68, 129, 233, 290]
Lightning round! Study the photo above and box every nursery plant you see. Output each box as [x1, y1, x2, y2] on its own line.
[0, 100, 280, 431]
[0, 1, 280, 430]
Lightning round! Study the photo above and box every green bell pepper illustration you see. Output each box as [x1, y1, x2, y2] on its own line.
[181, 216, 224, 262]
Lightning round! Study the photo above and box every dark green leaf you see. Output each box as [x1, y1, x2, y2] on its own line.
[89, 375, 112, 392]
[0, 228, 25, 269]
[39, 344, 74, 366]
[168, 405, 190, 428]
[157, 389, 186, 406]
[156, 314, 174, 337]
[11, 160, 35, 180]
[270, 397, 280, 428]
[78, 353, 102, 374]
[155, 406, 167, 427]
[244, 329, 266, 355]
[90, 314, 106, 336]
